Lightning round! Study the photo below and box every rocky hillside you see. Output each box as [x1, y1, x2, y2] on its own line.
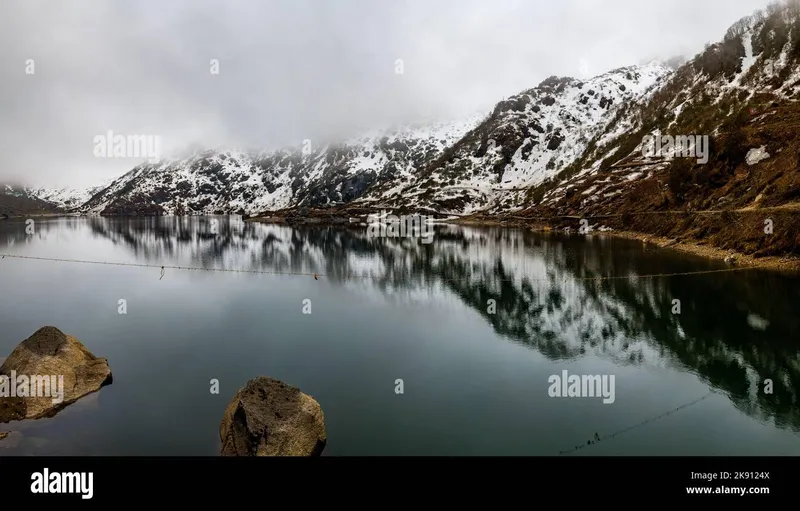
[507, 1, 800, 258]
[0, 184, 61, 217]
[367, 62, 671, 214]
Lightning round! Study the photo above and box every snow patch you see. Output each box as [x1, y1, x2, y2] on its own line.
[745, 146, 770, 166]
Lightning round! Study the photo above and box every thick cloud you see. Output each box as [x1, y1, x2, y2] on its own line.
[0, 0, 772, 187]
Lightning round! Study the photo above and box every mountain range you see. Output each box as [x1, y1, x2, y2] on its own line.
[3, 1, 799, 259]
[3, 61, 672, 217]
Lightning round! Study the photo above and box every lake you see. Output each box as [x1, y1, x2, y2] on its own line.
[0, 216, 798, 455]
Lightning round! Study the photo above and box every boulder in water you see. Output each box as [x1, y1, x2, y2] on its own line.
[219, 376, 326, 456]
[0, 326, 112, 423]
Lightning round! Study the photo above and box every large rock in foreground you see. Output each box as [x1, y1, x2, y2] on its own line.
[220, 376, 326, 456]
[0, 326, 112, 423]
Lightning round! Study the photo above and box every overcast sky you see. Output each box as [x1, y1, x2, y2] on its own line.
[0, 0, 773, 188]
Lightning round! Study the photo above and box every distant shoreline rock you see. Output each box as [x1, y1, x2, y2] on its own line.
[0, 326, 112, 424]
[219, 376, 326, 456]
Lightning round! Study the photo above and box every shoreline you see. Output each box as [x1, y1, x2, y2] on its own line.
[9, 212, 796, 273]
[445, 217, 800, 272]
[0, 212, 71, 220]
[590, 229, 799, 272]
[247, 213, 800, 272]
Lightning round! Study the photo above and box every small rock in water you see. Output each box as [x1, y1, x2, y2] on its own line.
[219, 376, 326, 456]
[0, 326, 112, 424]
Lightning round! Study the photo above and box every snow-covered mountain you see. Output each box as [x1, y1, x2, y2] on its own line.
[526, 3, 800, 217]
[368, 61, 671, 214]
[0, 183, 61, 217]
[26, 180, 114, 210]
[34, 61, 667, 217]
[73, 113, 486, 216]
[500, 2, 800, 260]
[3, 180, 112, 211]
[13, 1, 800, 237]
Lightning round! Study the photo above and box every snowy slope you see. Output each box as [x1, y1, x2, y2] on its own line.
[366, 62, 672, 214]
[531, 5, 800, 215]
[75, 113, 485, 216]
[53, 63, 669, 217]
[14, 3, 800, 221]
[26, 179, 115, 210]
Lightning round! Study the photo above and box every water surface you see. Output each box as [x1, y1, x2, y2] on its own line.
[0, 216, 798, 455]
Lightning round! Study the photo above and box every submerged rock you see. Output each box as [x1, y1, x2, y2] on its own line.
[0, 326, 112, 423]
[220, 376, 326, 456]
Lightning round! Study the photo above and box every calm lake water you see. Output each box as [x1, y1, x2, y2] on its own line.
[0, 216, 798, 455]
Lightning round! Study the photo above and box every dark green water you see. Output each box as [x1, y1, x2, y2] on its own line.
[0, 216, 798, 455]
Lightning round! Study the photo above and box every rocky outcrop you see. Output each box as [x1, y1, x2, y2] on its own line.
[100, 195, 166, 216]
[219, 376, 326, 456]
[0, 326, 113, 423]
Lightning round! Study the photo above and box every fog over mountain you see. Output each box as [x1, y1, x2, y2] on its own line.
[0, 0, 773, 189]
